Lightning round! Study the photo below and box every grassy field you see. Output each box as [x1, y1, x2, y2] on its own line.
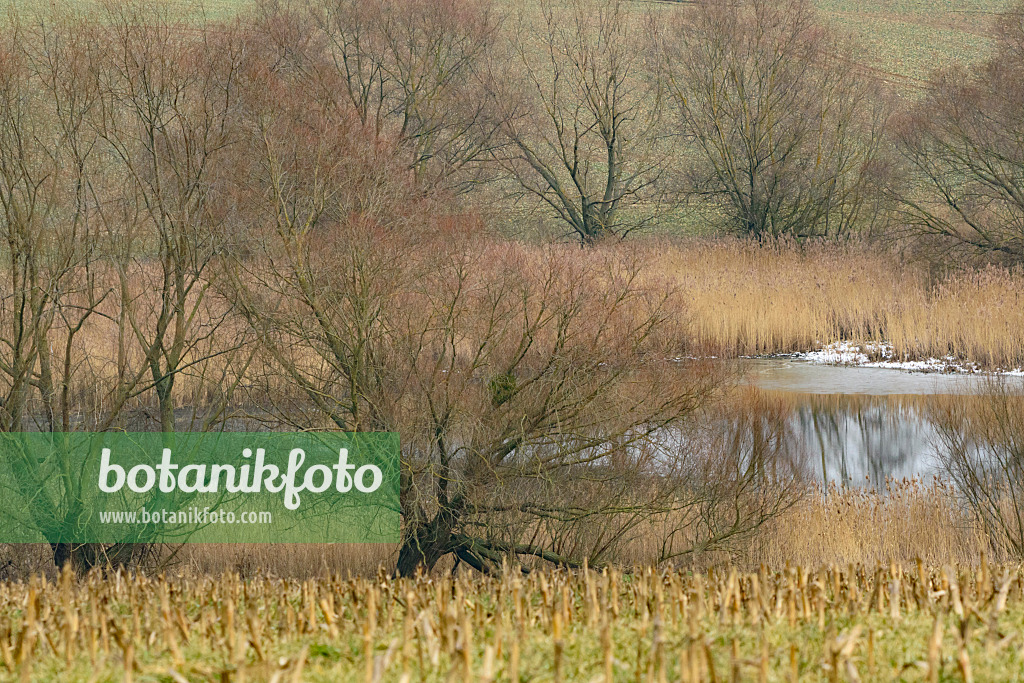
[816, 0, 1013, 82]
[6, 0, 1015, 80]
[0, 477, 1009, 681]
[5, 560, 1024, 682]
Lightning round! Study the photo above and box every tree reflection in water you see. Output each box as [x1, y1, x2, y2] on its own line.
[793, 394, 938, 487]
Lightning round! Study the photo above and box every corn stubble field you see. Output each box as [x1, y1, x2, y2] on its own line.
[4, 562, 1024, 682]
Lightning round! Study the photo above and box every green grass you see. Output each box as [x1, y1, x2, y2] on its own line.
[7, 0, 250, 21]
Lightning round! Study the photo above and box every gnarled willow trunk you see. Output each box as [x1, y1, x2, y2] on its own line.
[50, 542, 150, 574]
[395, 512, 456, 577]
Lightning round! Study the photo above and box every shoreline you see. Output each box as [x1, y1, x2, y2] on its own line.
[752, 340, 1024, 376]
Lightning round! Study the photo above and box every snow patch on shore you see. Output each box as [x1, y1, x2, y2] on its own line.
[788, 341, 1024, 376]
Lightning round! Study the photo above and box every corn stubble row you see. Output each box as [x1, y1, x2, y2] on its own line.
[1, 560, 1023, 682]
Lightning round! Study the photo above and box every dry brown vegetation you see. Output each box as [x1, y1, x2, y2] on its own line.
[8, 226, 1024, 572]
[648, 238, 1024, 368]
[0, 477, 990, 579]
[19, 239, 1024, 417]
[754, 480, 990, 569]
[929, 385, 1024, 558]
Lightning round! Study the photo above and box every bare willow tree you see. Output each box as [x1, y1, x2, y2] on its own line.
[255, 0, 501, 193]
[487, 0, 667, 245]
[0, 18, 87, 434]
[660, 0, 891, 239]
[387, 247, 724, 573]
[0, 13, 126, 569]
[223, 56, 801, 575]
[0, 6, 255, 570]
[894, 3, 1024, 261]
[93, 2, 250, 433]
[0, 12, 141, 569]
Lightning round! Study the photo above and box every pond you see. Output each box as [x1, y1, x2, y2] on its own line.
[741, 359, 1024, 487]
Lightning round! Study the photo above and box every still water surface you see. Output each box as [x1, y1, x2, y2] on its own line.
[742, 359, 1024, 486]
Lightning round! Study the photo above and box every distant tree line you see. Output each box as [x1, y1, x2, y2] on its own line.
[246, 0, 1024, 258]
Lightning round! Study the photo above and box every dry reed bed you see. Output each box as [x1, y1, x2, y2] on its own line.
[752, 479, 990, 570]
[648, 239, 1024, 368]
[0, 478, 985, 582]
[168, 478, 995, 580]
[4, 561, 1024, 681]
[614, 476, 994, 572]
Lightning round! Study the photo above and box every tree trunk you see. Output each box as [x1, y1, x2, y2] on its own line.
[51, 542, 146, 574]
[155, 372, 176, 432]
[50, 543, 101, 573]
[395, 512, 455, 576]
